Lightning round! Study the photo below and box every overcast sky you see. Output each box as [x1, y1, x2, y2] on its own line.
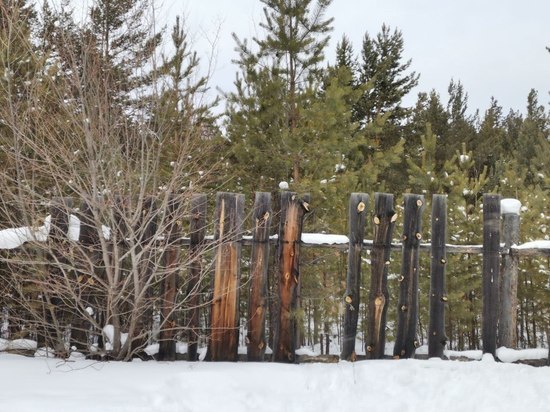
[162, 0, 549, 116]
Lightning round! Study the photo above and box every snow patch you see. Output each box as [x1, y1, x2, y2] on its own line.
[279, 181, 289, 190]
[496, 347, 548, 363]
[301, 233, 349, 245]
[501, 198, 521, 215]
[515, 240, 550, 250]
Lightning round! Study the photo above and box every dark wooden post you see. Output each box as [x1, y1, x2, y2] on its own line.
[394, 194, 425, 359]
[158, 195, 181, 361]
[366, 193, 396, 359]
[131, 196, 157, 358]
[206, 192, 244, 361]
[187, 194, 207, 361]
[498, 198, 520, 349]
[46, 196, 73, 355]
[247, 192, 272, 361]
[71, 199, 100, 352]
[109, 195, 129, 355]
[482, 193, 501, 356]
[272, 191, 310, 363]
[428, 195, 448, 358]
[341, 193, 369, 361]
[77, 198, 107, 352]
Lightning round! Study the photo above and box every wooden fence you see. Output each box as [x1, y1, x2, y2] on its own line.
[1, 191, 549, 362]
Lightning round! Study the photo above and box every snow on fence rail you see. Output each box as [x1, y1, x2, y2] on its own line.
[0, 192, 549, 362]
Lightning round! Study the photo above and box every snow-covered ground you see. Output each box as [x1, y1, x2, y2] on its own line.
[1, 350, 549, 412]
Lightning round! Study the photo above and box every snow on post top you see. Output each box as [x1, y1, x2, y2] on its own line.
[500, 198, 521, 215]
[279, 181, 289, 190]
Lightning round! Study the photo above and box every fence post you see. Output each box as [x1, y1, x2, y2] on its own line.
[394, 194, 425, 359]
[206, 192, 245, 361]
[341, 193, 369, 361]
[247, 192, 272, 361]
[482, 193, 501, 356]
[366, 193, 396, 359]
[158, 195, 181, 361]
[187, 193, 207, 361]
[498, 198, 521, 349]
[46, 196, 73, 355]
[130, 196, 157, 358]
[272, 191, 310, 363]
[77, 198, 107, 352]
[428, 195, 448, 358]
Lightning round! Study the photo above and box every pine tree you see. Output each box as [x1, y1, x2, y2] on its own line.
[474, 97, 505, 182]
[354, 25, 419, 139]
[334, 35, 357, 86]
[151, 16, 218, 182]
[516, 90, 549, 186]
[85, 0, 162, 113]
[405, 90, 449, 170]
[226, 0, 342, 190]
[0, 0, 39, 212]
[337, 24, 418, 192]
[444, 80, 477, 161]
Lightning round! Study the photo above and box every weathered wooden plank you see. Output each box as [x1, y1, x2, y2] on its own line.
[247, 192, 272, 361]
[206, 192, 245, 361]
[498, 202, 520, 348]
[46, 197, 73, 356]
[428, 195, 447, 358]
[341, 193, 369, 361]
[76, 198, 109, 353]
[482, 194, 501, 356]
[366, 193, 396, 359]
[394, 194, 425, 359]
[187, 194, 207, 361]
[130, 196, 157, 358]
[272, 192, 310, 363]
[158, 195, 181, 361]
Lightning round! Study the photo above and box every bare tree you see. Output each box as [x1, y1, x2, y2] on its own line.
[0, 2, 218, 360]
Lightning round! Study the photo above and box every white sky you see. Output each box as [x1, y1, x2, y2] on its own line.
[159, 0, 549, 116]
